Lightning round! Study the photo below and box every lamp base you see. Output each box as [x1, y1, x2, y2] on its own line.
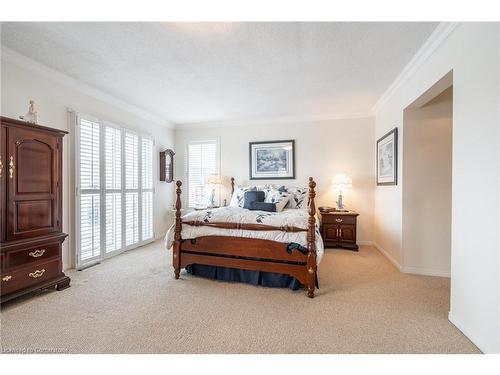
[336, 194, 345, 210]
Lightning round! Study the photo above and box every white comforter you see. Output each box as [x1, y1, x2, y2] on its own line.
[164, 207, 324, 263]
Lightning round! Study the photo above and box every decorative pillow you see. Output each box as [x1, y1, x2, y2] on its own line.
[264, 189, 291, 212]
[281, 186, 308, 209]
[243, 191, 265, 209]
[249, 201, 276, 212]
[229, 186, 255, 207]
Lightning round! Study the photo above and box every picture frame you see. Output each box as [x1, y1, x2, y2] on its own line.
[377, 128, 398, 185]
[249, 140, 295, 180]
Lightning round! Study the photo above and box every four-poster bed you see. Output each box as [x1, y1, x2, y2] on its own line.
[169, 177, 319, 298]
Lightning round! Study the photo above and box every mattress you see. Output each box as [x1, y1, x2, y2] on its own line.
[164, 206, 324, 263]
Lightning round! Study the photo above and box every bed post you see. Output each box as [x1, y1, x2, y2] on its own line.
[306, 177, 317, 298]
[231, 177, 235, 195]
[173, 180, 182, 279]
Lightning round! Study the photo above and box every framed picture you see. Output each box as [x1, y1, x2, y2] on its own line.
[377, 128, 398, 185]
[249, 140, 295, 180]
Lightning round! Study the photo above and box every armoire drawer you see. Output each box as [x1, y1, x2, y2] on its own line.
[1, 259, 62, 296]
[4, 241, 60, 270]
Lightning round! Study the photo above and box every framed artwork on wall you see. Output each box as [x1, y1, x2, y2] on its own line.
[377, 127, 398, 185]
[249, 140, 295, 180]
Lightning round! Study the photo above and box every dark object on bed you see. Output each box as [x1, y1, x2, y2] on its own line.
[243, 190, 265, 209]
[249, 201, 276, 212]
[172, 176, 318, 298]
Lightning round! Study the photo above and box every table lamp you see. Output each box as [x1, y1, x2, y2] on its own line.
[206, 174, 222, 208]
[332, 173, 352, 210]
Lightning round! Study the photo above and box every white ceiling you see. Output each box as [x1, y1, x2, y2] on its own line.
[1, 22, 438, 126]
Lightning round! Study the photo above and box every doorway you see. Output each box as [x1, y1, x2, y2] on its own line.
[402, 72, 453, 276]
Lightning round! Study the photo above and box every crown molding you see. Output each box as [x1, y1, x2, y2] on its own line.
[1, 46, 175, 129]
[175, 111, 373, 130]
[371, 22, 459, 115]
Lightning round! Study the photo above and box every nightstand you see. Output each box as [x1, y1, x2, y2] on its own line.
[319, 210, 359, 251]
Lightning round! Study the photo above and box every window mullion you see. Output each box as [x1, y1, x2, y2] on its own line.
[138, 136, 143, 244]
[121, 128, 126, 252]
[99, 120, 106, 260]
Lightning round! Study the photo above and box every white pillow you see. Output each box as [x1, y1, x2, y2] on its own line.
[264, 189, 291, 212]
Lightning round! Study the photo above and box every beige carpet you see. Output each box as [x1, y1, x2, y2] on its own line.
[0, 241, 480, 354]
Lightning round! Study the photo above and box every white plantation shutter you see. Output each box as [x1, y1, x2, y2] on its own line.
[141, 138, 153, 189]
[125, 131, 139, 189]
[104, 125, 122, 253]
[187, 141, 217, 207]
[125, 192, 139, 245]
[80, 194, 100, 261]
[141, 138, 154, 240]
[78, 117, 100, 263]
[105, 126, 121, 190]
[79, 119, 100, 190]
[124, 131, 139, 247]
[75, 113, 155, 268]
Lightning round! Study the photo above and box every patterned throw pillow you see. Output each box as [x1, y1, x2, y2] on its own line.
[264, 188, 291, 212]
[229, 186, 254, 207]
[279, 186, 309, 209]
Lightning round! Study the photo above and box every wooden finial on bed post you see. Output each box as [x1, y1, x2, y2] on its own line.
[306, 177, 317, 298]
[230, 177, 235, 195]
[173, 180, 182, 279]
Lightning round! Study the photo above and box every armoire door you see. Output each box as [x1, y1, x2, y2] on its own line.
[6, 126, 60, 241]
[1, 126, 6, 242]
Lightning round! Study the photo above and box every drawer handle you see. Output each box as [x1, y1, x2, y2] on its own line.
[2, 275, 12, 282]
[335, 218, 343, 223]
[29, 249, 46, 258]
[0, 156, 3, 178]
[29, 269, 45, 278]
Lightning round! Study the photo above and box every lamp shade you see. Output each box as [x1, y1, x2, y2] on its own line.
[333, 173, 352, 191]
[206, 174, 222, 185]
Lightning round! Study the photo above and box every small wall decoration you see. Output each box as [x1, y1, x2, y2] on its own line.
[160, 149, 175, 183]
[19, 99, 39, 124]
[249, 140, 295, 180]
[377, 127, 398, 185]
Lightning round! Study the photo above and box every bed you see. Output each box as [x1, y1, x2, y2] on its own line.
[165, 177, 322, 298]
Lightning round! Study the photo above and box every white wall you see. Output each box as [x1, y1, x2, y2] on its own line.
[175, 117, 375, 243]
[402, 87, 452, 276]
[373, 23, 500, 353]
[1, 50, 175, 270]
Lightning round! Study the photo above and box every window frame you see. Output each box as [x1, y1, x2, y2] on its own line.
[185, 138, 220, 208]
[75, 112, 156, 269]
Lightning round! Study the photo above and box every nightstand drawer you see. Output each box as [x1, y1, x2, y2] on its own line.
[321, 214, 356, 225]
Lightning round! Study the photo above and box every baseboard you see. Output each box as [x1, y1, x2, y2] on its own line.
[357, 240, 374, 247]
[372, 242, 402, 271]
[448, 311, 485, 353]
[401, 266, 450, 278]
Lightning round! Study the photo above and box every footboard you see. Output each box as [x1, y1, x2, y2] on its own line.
[172, 177, 317, 298]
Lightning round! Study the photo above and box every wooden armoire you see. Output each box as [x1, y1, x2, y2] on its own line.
[1, 116, 70, 303]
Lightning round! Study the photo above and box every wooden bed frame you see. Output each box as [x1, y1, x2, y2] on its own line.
[173, 177, 318, 298]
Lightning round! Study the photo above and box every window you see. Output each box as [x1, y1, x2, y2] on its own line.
[76, 114, 154, 268]
[186, 140, 218, 207]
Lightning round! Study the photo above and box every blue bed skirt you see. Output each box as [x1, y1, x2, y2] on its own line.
[186, 264, 303, 290]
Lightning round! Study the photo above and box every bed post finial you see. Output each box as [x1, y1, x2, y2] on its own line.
[306, 177, 317, 298]
[173, 180, 182, 279]
[230, 177, 235, 195]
